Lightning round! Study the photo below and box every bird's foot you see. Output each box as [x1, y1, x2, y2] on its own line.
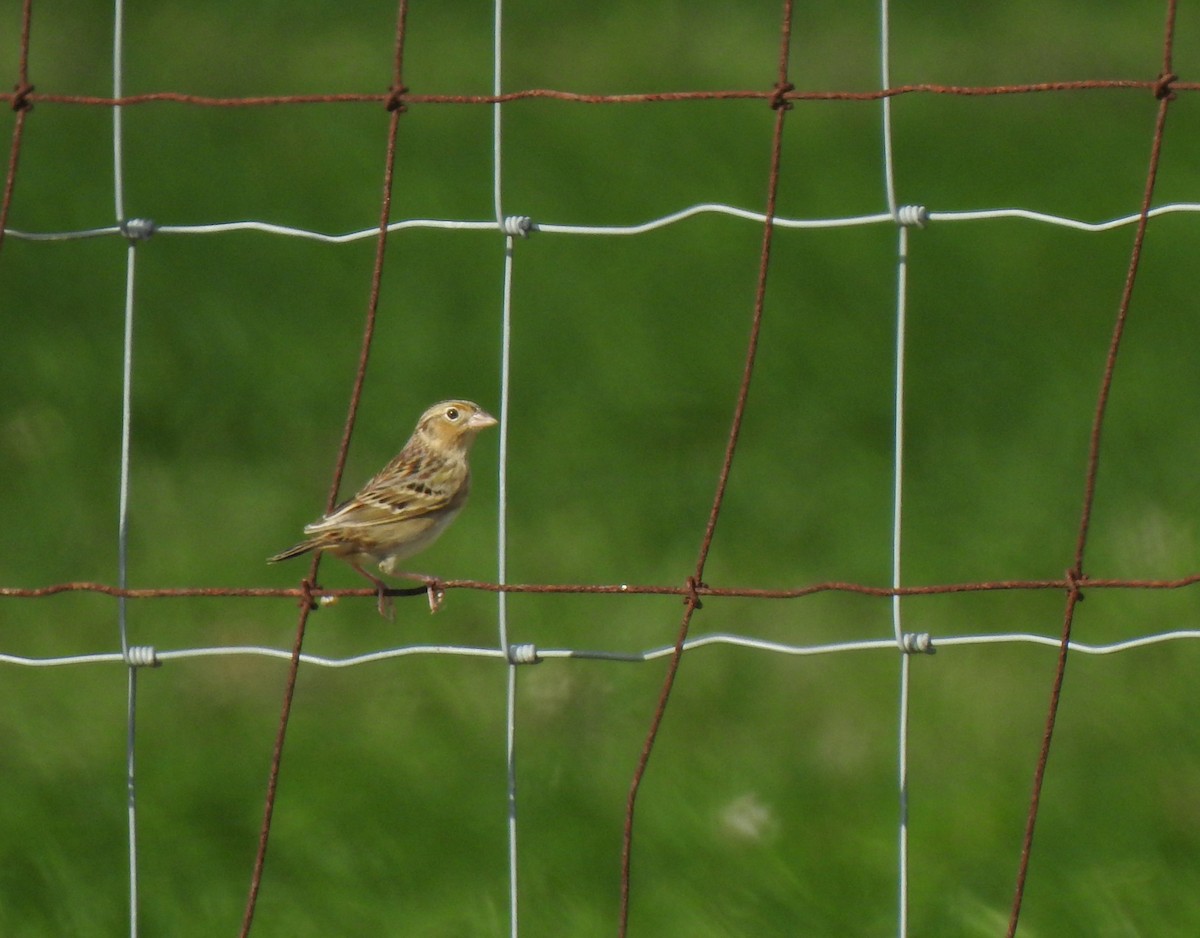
[427, 583, 445, 614]
[375, 583, 396, 620]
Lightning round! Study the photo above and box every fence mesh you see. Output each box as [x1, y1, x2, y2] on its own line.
[3, 0, 1199, 935]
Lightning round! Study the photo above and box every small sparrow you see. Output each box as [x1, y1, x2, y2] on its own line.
[268, 400, 497, 616]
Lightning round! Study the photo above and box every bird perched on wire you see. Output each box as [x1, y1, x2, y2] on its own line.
[268, 399, 497, 617]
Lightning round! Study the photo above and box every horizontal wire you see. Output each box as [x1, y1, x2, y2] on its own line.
[3, 628, 1199, 670]
[930, 204, 1200, 231]
[2, 78, 1197, 111]
[4, 571, 1200, 601]
[5, 201, 1200, 244]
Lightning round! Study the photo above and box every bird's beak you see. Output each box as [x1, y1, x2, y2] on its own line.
[468, 409, 498, 430]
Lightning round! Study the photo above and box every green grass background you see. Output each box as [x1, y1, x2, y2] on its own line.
[2, 1, 1200, 935]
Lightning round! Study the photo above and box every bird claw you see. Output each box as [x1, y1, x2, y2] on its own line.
[427, 584, 445, 614]
[376, 586, 395, 620]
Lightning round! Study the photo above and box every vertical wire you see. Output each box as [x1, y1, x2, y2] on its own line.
[890, 225, 908, 648]
[499, 237, 518, 938]
[111, 0, 139, 935]
[878, 0, 898, 218]
[892, 227, 911, 938]
[880, 0, 910, 933]
[492, 0, 509, 653]
[491, 0, 505, 227]
[119, 245, 140, 938]
[112, 0, 126, 222]
[1006, 8, 1177, 931]
[492, 1, 518, 935]
[896, 658, 911, 938]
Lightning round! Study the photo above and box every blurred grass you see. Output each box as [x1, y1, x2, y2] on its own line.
[2, 1, 1200, 935]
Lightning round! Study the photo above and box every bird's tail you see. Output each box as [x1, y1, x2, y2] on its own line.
[267, 540, 318, 563]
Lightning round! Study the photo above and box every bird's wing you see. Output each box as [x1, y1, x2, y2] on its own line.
[305, 452, 466, 534]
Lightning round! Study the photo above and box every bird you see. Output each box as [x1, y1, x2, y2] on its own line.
[268, 399, 497, 617]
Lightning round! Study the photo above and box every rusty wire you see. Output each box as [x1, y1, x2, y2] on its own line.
[1003, 1, 1181, 934]
[3, 571, 1200, 604]
[617, 2, 796, 931]
[5, 78, 1200, 112]
[0, 0, 34, 258]
[234, 4, 412, 935]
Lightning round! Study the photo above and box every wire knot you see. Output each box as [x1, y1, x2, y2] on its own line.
[895, 204, 929, 228]
[11, 82, 34, 113]
[502, 215, 533, 238]
[899, 632, 935, 655]
[124, 645, 160, 668]
[508, 643, 541, 665]
[769, 81, 795, 111]
[385, 85, 408, 112]
[298, 578, 321, 612]
[1064, 568, 1087, 600]
[120, 218, 157, 242]
[1154, 71, 1177, 101]
[683, 576, 704, 610]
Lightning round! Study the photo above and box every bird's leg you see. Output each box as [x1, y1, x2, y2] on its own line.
[349, 561, 394, 620]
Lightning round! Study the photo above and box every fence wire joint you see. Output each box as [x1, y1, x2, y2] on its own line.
[895, 205, 929, 228]
[121, 218, 157, 242]
[124, 645, 160, 668]
[900, 632, 935, 655]
[508, 643, 541, 665]
[502, 215, 533, 238]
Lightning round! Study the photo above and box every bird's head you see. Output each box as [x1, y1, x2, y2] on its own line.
[415, 399, 498, 452]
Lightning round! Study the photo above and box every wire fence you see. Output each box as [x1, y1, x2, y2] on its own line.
[2, 0, 1198, 935]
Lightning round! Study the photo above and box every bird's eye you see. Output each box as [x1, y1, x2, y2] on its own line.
[446, 407, 460, 421]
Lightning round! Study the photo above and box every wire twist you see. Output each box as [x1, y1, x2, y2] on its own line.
[899, 633, 935, 655]
[507, 643, 541, 665]
[501, 215, 533, 237]
[123, 645, 160, 668]
[120, 217, 157, 241]
[895, 205, 928, 228]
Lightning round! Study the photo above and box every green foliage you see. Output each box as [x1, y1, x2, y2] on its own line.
[2, 1, 1199, 935]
